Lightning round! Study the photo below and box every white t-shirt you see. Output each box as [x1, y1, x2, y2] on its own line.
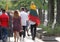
[20, 11, 28, 26]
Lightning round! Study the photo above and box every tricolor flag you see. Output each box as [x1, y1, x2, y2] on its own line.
[28, 2, 40, 26]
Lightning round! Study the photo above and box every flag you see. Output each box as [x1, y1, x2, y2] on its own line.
[28, 3, 40, 26]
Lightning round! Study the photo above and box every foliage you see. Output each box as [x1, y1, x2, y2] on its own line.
[0, 0, 48, 10]
[39, 24, 60, 36]
[0, 0, 12, 9]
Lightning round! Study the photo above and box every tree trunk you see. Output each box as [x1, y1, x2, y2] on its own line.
[48, 0, 54, 24]
[38, 9, 43, 23]
[56, 0, 60, 24]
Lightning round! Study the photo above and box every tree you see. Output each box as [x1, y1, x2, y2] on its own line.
[48, 0, 54, 24]
[0, 0, 12, 10]
[56, 0, 60, 24]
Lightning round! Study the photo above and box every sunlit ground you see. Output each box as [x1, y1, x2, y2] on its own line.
[7, 36, 44, 42]
[55, 37, 60, 42]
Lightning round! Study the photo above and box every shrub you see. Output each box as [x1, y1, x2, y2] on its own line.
[39, 24, 60, 36]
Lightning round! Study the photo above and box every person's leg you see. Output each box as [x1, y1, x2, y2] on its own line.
[23, 26, 26, 38]
[16, 32, 19, 42]
[26, 21, 29, 36]
[2, 28, 8, 42]
[32, 24, 36, 40]
[14, 31, 17, 42]
[31, 25, 35, 40]
[31, 25, 33, 36]
[26, 26, 30, 36]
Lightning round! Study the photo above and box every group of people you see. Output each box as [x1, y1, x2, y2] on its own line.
[0, 1, 40, 42]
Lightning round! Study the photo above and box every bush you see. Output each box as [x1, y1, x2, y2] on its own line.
[39, 24, 60, 36]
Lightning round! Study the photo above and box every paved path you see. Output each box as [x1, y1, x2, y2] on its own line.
[7, 36, 44, 42]
[0, 28, 60, 42]
[7, 36, 60, 42]
[0, 35, 60, 42]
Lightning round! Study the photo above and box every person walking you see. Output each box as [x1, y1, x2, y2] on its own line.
[20, 7, 28, 39]
[13, 10, 22, 42]
[0, 9, 9, 42]
[24, 8, 30, 36]
[28, 1, 40, 40]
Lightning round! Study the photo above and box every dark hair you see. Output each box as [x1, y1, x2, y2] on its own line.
[21, 7, 25, 11]
[0, 8, 3, 11]
[25, 8, 29, 12]
[1, 8, 3, 10]
[2, 9, 6, 13]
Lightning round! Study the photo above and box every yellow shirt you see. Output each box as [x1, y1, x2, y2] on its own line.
[30, 4, 36, 10]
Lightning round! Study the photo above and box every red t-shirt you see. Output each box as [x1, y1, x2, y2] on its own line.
[0, 13, 9, 28]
